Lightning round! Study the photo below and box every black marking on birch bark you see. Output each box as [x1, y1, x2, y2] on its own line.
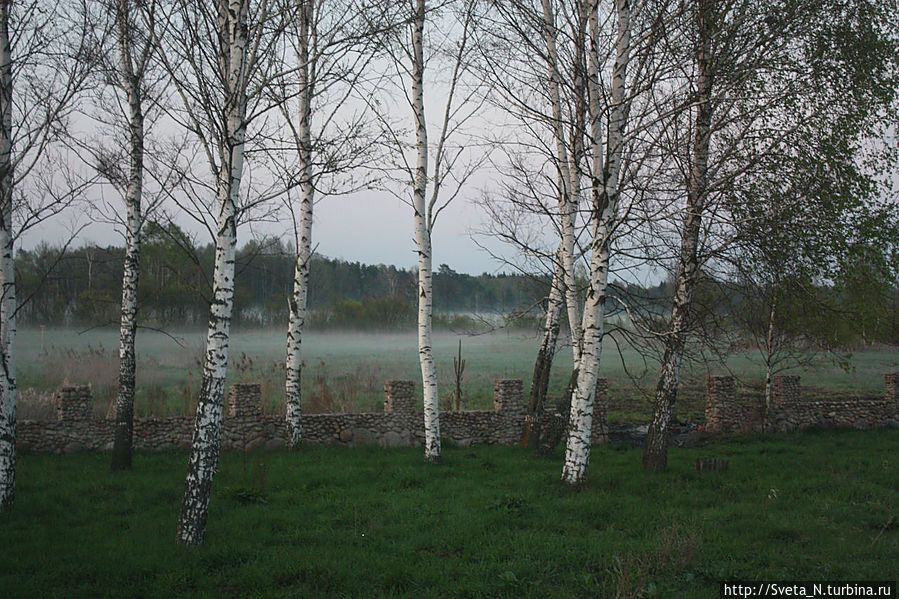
[177, 374, 226, 544]
[112, 234, 142, 470]
[0, 441, 13, 508]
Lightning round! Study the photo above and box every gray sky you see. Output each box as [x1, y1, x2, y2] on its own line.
[20, 185, 516, 276]
[288, 190, 510, 274]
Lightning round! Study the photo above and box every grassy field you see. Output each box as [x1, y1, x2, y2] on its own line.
[16, 327, 899, 423]
[1, 429, 896, 598]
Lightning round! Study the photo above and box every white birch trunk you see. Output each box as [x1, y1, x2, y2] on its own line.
[561, 0, 631, 485]
[176, 0, 248, 545]
[111, 0, 145, 471]
[0, 210, 13, 513]
[643, 0, 713, 472]
[411, 0, 440, 463]
[541, 0, 582, 364]
[0, 0, 16, 511]
[284, 0, 314, 449]
[763, 299, 776, 420]
[565, 4, 589, 363]
[560, 183, 582, 366]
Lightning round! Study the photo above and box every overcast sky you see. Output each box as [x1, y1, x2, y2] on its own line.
[19, 183, 517, 276]
[281, 188, 511, 274]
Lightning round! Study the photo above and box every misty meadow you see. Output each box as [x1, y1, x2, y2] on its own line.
[0, 0, 897, 596]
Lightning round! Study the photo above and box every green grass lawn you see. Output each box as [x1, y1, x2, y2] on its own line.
[2, 429, 896, 598]
[16, 327, 899, 423]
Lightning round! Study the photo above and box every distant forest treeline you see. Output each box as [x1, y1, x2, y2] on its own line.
[15, 222, 899, 346]
[16, 223, 671, 329]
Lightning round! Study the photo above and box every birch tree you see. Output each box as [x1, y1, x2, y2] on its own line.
[478, 0, 659, 468]
[0, 0, 17, 513]
[490, 0, 589, 367]
[0, 0, 93, 511]
[641, 0, 713, 472]
[641, 0, 899, 471]
[379, 0, 485, 463]
[150, 0, 285, 544]
[729, 144, 899, 416]
[279, 0, 388, 448]
[477, 0, 593, 449]
[282, 0, 314, 451]
[526, 258, 563, 449]
[473, 153, 573, 450]
[560, 0, 637, 485]
[411, 0, 439, 462]
[75, 0, 165, 472]
[69, 0, 182, 471]
[541, 0, 585, 367]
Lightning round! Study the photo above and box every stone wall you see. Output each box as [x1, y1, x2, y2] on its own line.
[886, 372, 899, 403]
[228, 384, 262, 418]
[18, 378, 547, 453]
[768, 373, 898, 432]
[773, 375, 801, 405]
[56, 385, 92, 421]
[705, 375, 745, 433]
[25, 371, 893, 453]
[536, 377, 609, 445]
[591, 378, 610, 443]
[704, 373, 899, 434]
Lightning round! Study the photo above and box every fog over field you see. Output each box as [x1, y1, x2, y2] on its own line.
[18, 326, 897, 423]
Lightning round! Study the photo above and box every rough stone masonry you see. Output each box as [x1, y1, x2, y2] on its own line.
[18, 372, 895, 453]
[704, 373, 899, 433]
[19, 378, 602, 453]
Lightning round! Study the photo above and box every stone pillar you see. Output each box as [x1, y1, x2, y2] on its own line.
[494, 379, 524, 416]
[228, 383, 262, 418]
[772, 375, 800, 408]
[591, 378, 608, 444]
[384, 380, 415, 415]
[494, 379, 525, 444]
[56, 385, 92, 421]
[384, 380, 416, 446]
[885, 372, 899, 403]
[705, 375, 735, 433]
